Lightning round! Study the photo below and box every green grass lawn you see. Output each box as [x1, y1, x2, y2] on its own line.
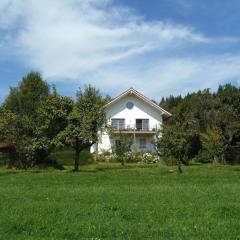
[0, 164, 240, 239]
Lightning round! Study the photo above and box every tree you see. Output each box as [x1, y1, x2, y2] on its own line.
[216, 85, 240, 162]
[114, 133, 133, 166]
[104, 94, 112, 103]
[156, 120, 199, 173]
[62, 85, 106, 171]
[0, 109, 20, 166]
[0, 72, 73, 168]
[38, 93, 74, 142]
[29, 93, 73, 165]
[0, 72, 50, 168]
[201, 127, 226, 163]
[4, 72, 49, 116]
[217, 84, 240, 114]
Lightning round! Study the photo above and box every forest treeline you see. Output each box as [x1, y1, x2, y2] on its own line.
[158, 85, 240, 166]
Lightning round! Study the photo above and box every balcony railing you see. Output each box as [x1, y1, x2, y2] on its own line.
[111, 124, 159, 133]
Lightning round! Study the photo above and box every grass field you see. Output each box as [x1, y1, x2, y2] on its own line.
[0, 164, 240, 239]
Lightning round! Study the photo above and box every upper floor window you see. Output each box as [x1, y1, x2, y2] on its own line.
[111, 118, 125, 130]
[136, 119, 149, 130]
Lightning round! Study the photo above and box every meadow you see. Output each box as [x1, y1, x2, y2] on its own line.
[0, 163, 240, 240]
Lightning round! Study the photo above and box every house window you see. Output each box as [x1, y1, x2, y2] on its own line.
[136, 119, 149, 130]
[139, 138, 147, 149]
[111, 119, 125, 130]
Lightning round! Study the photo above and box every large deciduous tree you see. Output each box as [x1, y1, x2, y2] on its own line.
[0, 72, 73, 168]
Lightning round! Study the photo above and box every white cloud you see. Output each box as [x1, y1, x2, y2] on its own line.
[78, 55, 240, 99]
[0, 0, 239, 99]
[0, 0, 23, 29]
[0, 1, 208, 66]
[144, 55, 240, 97]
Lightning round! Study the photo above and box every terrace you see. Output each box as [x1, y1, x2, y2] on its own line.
[111, 119, 158, 134]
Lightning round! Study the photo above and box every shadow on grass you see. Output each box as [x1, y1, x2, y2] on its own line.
[36, 158, 65, 170]
[67, 163, 174, 174]
[0, 171, 20, 177]
[0, 158, 66, 175]
[0, 162, 176, 175]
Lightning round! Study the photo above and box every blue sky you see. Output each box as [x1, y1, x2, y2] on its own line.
[0, 0, 240, 102]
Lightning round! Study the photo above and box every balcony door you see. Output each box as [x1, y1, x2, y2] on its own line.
[111, 119, 125, 130]
[136, 119, 149, 131]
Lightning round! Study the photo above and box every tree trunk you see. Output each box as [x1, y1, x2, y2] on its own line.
[178, 160, 183, 174]
[121, 157, 125, 166]
[95, 140, 99, 162]
[74, 137, 80, 171]
[221, 153, 226, 165]
[213, 156, 218, 163]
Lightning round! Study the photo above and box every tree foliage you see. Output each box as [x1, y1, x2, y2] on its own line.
[156, 120, 199, 172]
[159, 84, 240, 164]
[60, 85, 106, 171]
[4, 72, 49, 116]
[114, 134, 133, 166]
[201, 127, 226, 163]
[0, 72, 73, 168]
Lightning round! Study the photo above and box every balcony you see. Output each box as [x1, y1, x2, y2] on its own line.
[111, 123, 158, 134]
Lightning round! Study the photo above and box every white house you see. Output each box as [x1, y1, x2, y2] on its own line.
[91, 88, 171, 153]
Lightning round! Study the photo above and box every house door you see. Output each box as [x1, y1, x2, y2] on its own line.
[136, 119, 149, 130]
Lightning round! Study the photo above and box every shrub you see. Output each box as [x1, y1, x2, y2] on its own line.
[142, 152, 159, 164]
[112, 134, 133, 165]
[161, 156, 178, 166]
[96, 151, 160, 164]
[0, 152, 10, 166]
[194, 151, 213, 163]
[96, 150, 112, 162]
[125, 151, 138, 163]
[131, 151, 143, 162]
[79, 150, 94, 165]
[96, 151, 122, 163]
[109, 153, 121, 163]
[101, 150, 111, 157]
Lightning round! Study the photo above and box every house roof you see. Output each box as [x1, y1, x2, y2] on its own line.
[105, 88, 172, 117]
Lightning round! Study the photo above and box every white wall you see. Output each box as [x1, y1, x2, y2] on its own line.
[91, 95, 163, 153]
[106, 95, 162, 129]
